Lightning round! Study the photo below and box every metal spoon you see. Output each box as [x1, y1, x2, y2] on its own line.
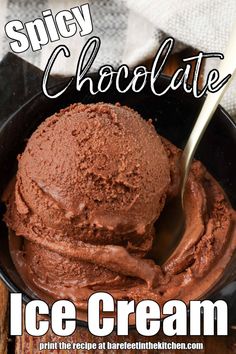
[156, 23, 236, 264]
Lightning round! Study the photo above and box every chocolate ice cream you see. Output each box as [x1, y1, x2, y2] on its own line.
[3, 102, 236, 315]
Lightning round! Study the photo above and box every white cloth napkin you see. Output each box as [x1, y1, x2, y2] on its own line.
[0, 0, 236, 118]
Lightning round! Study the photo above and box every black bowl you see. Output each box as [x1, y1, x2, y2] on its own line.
[0, 54, 236, 325]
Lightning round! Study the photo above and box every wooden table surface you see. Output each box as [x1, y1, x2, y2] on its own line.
[0, 49, 235, 354]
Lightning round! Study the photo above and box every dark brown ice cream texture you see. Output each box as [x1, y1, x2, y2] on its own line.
[3, 102, 236, 313]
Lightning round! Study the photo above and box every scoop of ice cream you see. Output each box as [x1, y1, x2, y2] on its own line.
[14, 102, 170, 250]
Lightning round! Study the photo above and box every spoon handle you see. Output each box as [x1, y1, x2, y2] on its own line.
[181, 23, 236, 201]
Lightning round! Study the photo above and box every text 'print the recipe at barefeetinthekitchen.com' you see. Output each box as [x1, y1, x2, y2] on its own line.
[4, 3, 232, 100]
